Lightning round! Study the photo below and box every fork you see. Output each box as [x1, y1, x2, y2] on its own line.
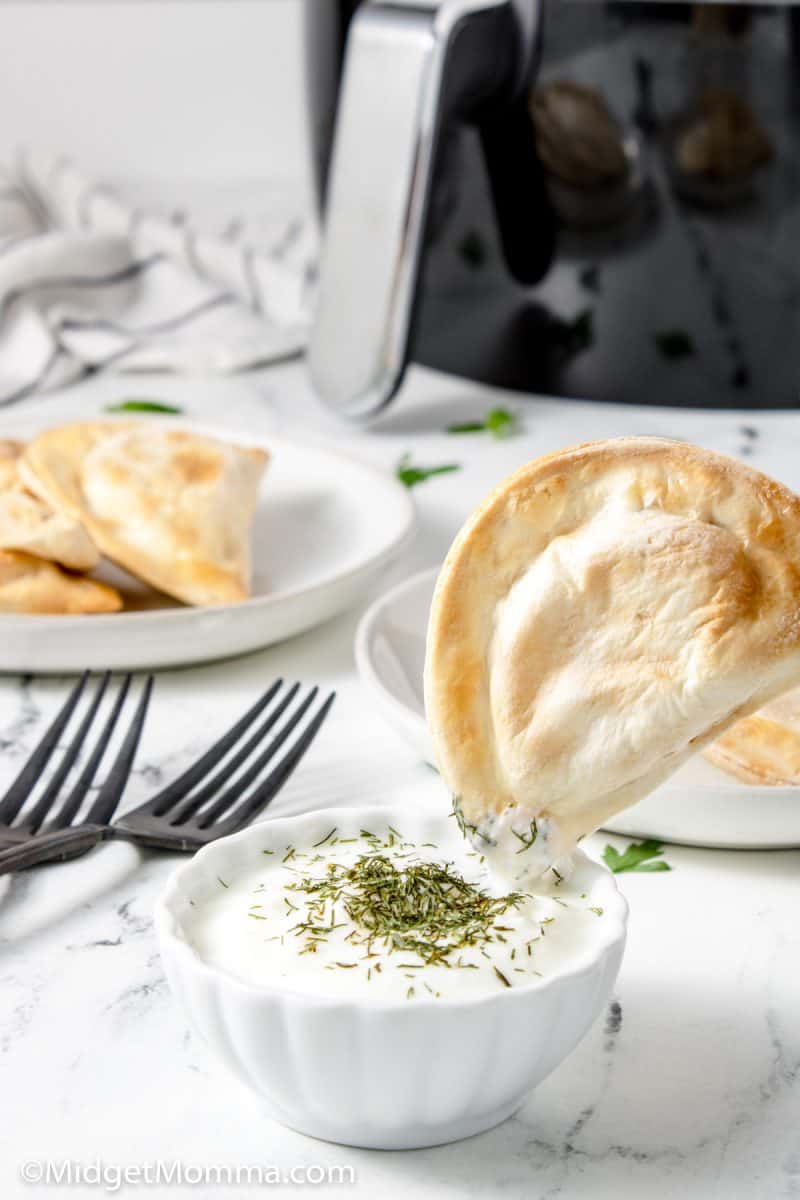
[0, 671, 153, 861]
[0, 677, 335, 874]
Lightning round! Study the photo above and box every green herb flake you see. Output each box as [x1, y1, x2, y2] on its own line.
[312, 827, 337, 849]
[446, 419, 484, 434]
[602, 839, 672, 874]
[451, 800, 494, 845]
[104, 398, 183, 414]
[285, 850, 525, 969]
[485, 408, 516, 438]
[512, 819, 539, 854]
[396, 453, 461, 489]
[447, 407, 517, 440]
[494, 966, 512, 988]
[217, 877, 229, 889]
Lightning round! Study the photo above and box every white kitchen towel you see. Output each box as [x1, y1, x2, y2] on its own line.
[0, 150, 316, 405]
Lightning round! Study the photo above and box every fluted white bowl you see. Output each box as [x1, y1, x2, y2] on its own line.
[155, 806, 627, 1149]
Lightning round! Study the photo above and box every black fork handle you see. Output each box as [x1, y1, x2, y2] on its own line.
[0, 824, 108, 875]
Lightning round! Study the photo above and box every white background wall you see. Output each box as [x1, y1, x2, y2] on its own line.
[0, 1, 315, 196]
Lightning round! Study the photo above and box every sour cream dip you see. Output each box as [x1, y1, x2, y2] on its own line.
[184, 815, 607, 1001]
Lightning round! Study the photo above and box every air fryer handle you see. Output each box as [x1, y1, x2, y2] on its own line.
[310, 0, 540, 421]
[478, 92, 557, 286]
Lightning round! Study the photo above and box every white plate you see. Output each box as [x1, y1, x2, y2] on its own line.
[0, 417, 415, 672]
[355, 568, 800, 850]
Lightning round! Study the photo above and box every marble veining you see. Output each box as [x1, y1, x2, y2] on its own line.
[0, 366, 799, 1198]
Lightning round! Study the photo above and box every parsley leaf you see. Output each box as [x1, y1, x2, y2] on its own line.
[105, 399, 183, 414]
[447, 407, 517, 439]
[447, 419, 484, 434]
[485, 408, 516, 437]
[602, 840, 672, 874]
[396, 454, 460, 488]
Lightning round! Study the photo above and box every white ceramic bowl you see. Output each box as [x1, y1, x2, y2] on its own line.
[156, 805, 627, 1150]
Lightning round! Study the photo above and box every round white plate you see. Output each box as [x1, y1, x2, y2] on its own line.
[0, 418, 415, 672]
[355, 568, 800, 850]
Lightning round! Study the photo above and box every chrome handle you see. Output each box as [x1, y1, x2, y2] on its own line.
[310, 0, 538, 421]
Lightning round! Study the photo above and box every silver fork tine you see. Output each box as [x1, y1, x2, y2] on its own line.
[45, 674, 132, 831]
[84, 677, 154, 826]
[216, 692, 336, 836]
[164, 683, 301, 826]
[17, 672, 111, 834]
[0, 671, 89, 825]
[111, 680, 333, 853]
[194, 687, 322, 829]
[0, 675, 154, 876]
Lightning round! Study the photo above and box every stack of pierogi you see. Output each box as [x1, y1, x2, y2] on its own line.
[0, 422, 267, 614]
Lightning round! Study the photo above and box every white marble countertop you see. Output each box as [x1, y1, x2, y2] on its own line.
[2, 362, 800, 1199]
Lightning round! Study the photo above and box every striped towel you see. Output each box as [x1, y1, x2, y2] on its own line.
[0, 150, 315, 406]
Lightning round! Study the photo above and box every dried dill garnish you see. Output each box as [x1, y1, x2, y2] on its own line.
[450, 800, 495, 846]
[286, 852, 526, 967]
[512, 819, 538, 854]
[494, 966, 512, 988]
